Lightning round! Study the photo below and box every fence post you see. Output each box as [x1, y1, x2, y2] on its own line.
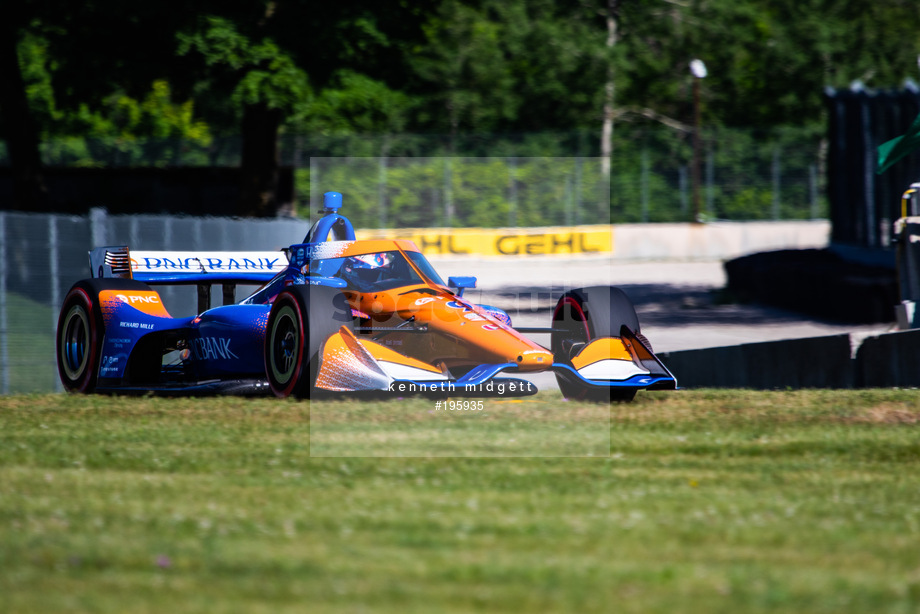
[772, 146, 781, 220]
[809, 164, 819, 220]
[311, 162, 320, 216]
[90, 207, 108, 247]
[641, 150, 650, 223]
[574, 156, 583, 226]
[165, 216, 173, 249]
[706, 148, 714, 219]
[678, 165, 687, 220]
[130, 216, 140, 248]
[49, 215, 62, 392]
[378, 155, 388, 229]
[508, 157, 518, 227]
[443, 158, 454, 226]
[293, 135, 304, 169]
[0, 212, 8, 395]
[565, 175, 574, 226]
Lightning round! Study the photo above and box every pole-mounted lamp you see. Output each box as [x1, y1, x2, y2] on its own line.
[690, 59, 707, 223]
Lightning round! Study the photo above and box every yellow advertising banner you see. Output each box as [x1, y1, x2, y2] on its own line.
[355, 226, 613, 257]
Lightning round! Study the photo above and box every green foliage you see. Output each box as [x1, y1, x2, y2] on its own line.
[16, 28, 211, 167]
[176, 15, 312, 115]
[411, 2, 519, 132]
[290, 70, 411, 135]
[614, 0, 920, 130]
[408, 0, 607, 134]
[17, 32, 58, 128]
[78, 81, 211, 142]
[13, 0, 920, 142]
[5, 0, 919, 219]
[43, 81, 213, 167]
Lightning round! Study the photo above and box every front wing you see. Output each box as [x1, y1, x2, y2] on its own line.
[552, 328, 677, 393]
[314, 326, 676, 396]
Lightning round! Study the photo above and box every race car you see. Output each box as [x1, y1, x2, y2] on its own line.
[56, 191, 676, 401]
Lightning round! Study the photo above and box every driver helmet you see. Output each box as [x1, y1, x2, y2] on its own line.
[341, 252, 394, 284]
[350, 253, 391, 269]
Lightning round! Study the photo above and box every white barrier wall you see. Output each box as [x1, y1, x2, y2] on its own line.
[358, 220, 831, 261]
[610, 220, 830, 262]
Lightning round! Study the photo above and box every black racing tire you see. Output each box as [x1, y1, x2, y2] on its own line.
[551, 286, 640, 403]
[264, 285, 353, 399]
[56, 278, 153, 393]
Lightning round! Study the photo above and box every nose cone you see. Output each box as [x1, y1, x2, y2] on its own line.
[513, 349, 554, 372]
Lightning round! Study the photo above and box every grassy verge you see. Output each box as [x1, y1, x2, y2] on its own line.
[310, 394, 610, 457]
[1, 390, 919, 613]
[4, 292, 57, 394]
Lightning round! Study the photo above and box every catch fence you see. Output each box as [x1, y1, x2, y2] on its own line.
[0, 127, 830, 223]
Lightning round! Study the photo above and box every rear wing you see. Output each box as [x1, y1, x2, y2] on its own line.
[90, 246, 288, 284]
[89, 246, 290, 311]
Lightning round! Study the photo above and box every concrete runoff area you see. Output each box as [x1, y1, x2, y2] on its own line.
[429, 256, 904, 391]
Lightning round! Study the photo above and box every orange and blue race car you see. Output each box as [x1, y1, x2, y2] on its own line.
[56, 192, 676, 401]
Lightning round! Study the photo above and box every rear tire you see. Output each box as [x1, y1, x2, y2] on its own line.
[552, 286, 640, 403]
[264, 285, 353, 398]
[58, 287, 100, 392]
[56, 278, 154, 393]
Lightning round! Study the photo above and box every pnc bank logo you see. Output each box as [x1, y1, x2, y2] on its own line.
[115, 293, 161, 305]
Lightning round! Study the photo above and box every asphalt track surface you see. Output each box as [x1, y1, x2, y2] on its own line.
[430, 256, 894, 392]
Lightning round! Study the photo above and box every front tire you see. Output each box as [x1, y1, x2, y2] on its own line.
[552, 286, 640, 403]
[264, 285, 353, 398]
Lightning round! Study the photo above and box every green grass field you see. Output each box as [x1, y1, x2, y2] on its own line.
[4, 293, 58, 394]
[2, 389, 920, 613]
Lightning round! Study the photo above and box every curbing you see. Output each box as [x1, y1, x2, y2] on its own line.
[661, 330, 920, 389]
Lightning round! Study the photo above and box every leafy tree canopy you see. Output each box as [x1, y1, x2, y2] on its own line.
[3, 0, 920, 214]
[8, 0, 920, 143]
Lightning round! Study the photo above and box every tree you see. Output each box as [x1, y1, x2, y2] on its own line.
[406, 0, 609, 137]
[178, 2, 428, 214]
[613, 0, 920, 131]
[6, 0, 920, 219]
[2, 0, 218, 209]
[0, 16, 46, 210]
[178, 13, 311, 216]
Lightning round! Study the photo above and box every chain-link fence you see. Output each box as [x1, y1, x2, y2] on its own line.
[309, 157, 610, 230]
[0, 127, 830, 223]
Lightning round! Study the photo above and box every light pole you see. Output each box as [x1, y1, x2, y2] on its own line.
[690, 59, 707, 223]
